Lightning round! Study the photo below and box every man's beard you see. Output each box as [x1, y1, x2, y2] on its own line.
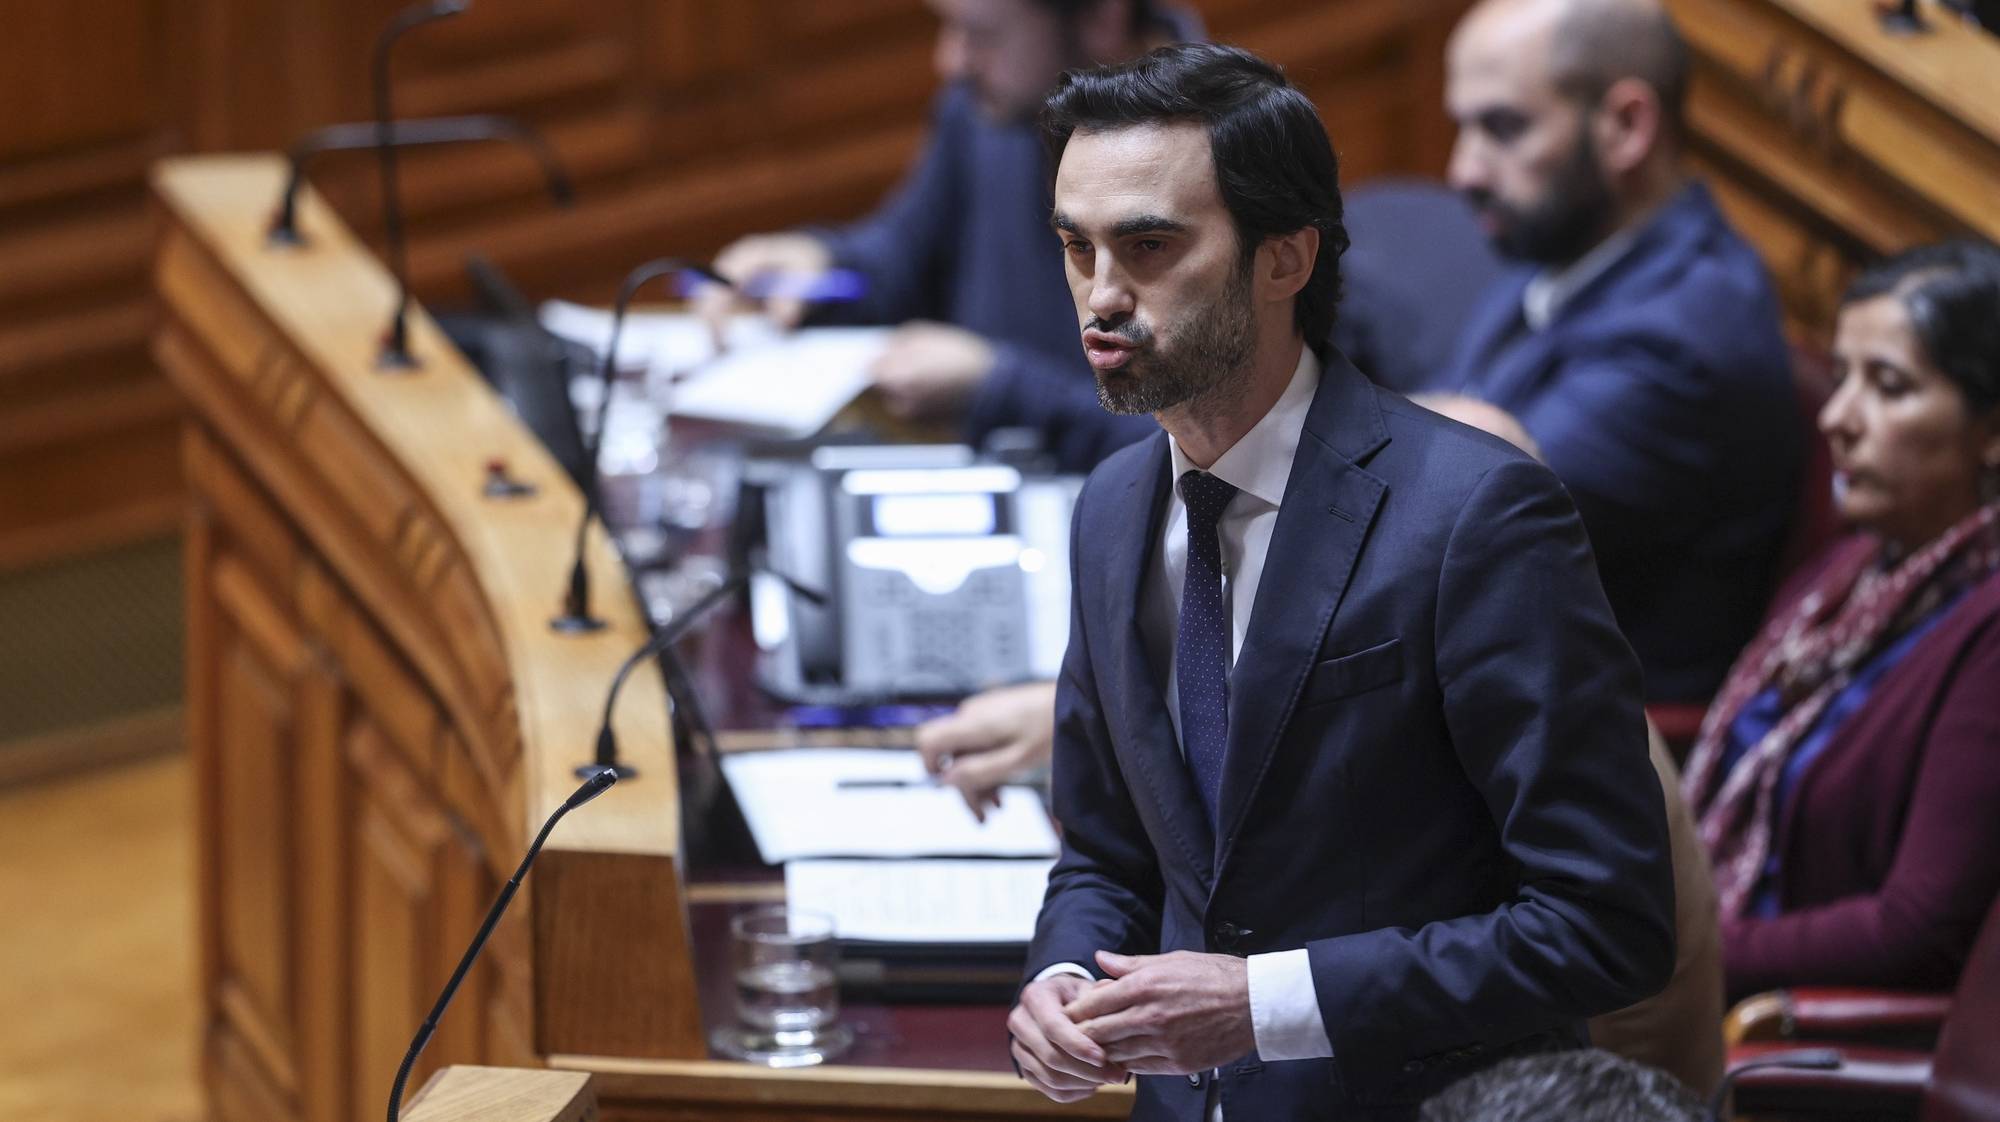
[1092, 262, 1257, 419]
[1466, 127, 1616, 265]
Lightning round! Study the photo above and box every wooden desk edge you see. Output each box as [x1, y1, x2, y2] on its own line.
[548, 1054, 1134, 1116]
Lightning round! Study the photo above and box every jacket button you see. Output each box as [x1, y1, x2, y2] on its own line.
[1213, 921, 1249, 951]
[1188, 1072, 1204, 1088]
[1403, 1060, 1424, 1075]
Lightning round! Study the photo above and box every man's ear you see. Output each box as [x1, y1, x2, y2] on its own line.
[1591, 77, 1662, 179]
[1078, 0, 1136, 63]
[1259, 226, 1320, 303]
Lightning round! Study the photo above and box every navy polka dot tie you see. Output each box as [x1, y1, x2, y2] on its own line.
[1177, 469, 1238, 830]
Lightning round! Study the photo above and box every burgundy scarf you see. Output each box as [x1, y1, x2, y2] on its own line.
[1683, 500, 2000, 919]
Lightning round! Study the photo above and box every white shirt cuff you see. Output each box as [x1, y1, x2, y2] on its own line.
[1033, 961, 1095, 984]
[1247, 949, 1333, 1060]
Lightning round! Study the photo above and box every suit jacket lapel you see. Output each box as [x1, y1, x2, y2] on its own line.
[1215, 356, 1387, 879]
[1099, 434, 1217, 883]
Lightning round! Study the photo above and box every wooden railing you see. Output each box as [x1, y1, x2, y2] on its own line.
[1668, 0, 2000, 336]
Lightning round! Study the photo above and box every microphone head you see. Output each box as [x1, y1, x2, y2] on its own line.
[682, 262, 734, 291]
[1708, 1047, 1845, 1122]
[766, 567, 828, 607]
[567, 765, 620, 808]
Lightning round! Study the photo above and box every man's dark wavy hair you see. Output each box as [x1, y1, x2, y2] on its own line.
[1040, 42, 1348, 360]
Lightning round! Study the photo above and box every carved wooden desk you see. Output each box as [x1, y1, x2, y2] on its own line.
[154, 153, 1126, 1121]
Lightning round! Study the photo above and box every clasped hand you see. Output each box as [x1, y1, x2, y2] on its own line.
[1008, 950, 1255, 1102]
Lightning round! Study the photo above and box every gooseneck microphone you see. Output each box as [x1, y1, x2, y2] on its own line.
[373, 0, 470, 370]
[578, 566, 825, 779]
[1706, 1048, 1843, 1122]
[268, 114, 574, 247]
[550, 256, 731, 634]
[383, 765, 618, 1122]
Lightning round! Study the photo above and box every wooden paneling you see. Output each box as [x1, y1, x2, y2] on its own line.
[1667, 0, 2000, 338]
[186, 449, 520, 1122]
[0, 0, 186, 573]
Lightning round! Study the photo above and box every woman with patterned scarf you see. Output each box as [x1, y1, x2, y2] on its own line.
[1684, 239, 2000, 1001]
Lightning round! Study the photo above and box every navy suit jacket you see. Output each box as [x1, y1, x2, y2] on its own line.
[1028, 353, 1677, 1120]
[1439, 183, 1801, 703]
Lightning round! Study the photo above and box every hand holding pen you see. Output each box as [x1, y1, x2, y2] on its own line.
[691, 230, 867, 348]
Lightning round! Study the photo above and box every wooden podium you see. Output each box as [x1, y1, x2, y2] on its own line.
[153, 154, 1127, 1121]
[404, 1067, 597, 1122]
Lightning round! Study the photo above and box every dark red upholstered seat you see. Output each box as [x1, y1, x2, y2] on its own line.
[1721, 892, 2000, 1121]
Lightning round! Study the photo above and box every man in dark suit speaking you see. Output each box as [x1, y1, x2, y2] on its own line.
[1008, 44, 1677, 1119]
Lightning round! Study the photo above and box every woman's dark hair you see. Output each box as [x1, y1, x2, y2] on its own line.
[1841, 239, 2000, 415]
[1040, 42, 1349, 359]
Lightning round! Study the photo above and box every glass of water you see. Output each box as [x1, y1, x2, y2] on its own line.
[710, 906, 852, 1066]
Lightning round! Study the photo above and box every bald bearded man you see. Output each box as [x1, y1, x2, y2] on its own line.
[1431, 0, 1802, 705]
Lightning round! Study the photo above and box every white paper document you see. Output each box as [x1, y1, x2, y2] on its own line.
[718, 748, 1059, 863]
[785, 858, 1057, 943]
[538, 300, 884, 438]
[539, 299, 781, 371]
[667, 328, 885, 436]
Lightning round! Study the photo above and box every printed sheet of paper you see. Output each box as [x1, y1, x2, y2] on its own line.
[667, 327, 885, 436]
[718, 748, 1058, 863]
[539, 299, 779, 370]
[539, 300, 883, 437]
[785, 858, 1056, 943]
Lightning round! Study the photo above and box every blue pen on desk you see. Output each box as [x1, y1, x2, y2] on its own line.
[835, 778, 933, 790]
[787, 703, 954, 729]
[675, 268, 869, 304]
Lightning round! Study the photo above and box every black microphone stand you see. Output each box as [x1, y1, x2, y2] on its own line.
[383, 765, 618, 1122]
[1706, 1048, 1843, 1122]
[578, 567, 824, 780]
[373, 0, 470, 371]
[550, 256, 731, 634]
[268, 114, 574, 247]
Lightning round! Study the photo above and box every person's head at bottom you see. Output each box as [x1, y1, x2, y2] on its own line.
[1419, 1049, 1702, 1122]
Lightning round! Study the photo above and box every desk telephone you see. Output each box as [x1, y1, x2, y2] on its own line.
[741, 444, 1081, 701]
